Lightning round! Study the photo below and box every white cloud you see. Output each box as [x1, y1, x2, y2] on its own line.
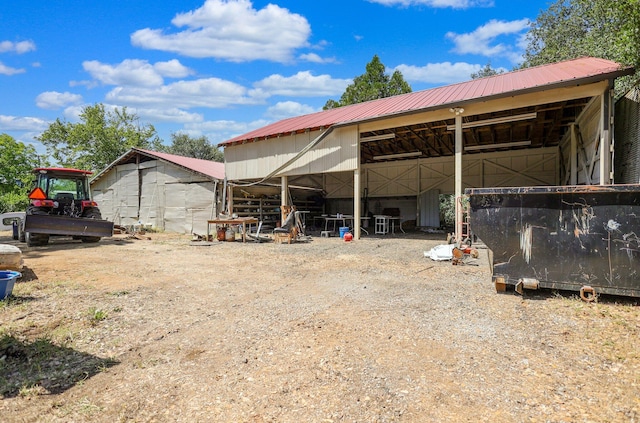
[134, 107, 204, 124]
[0, 115, 49, 131]
[83, 59, 193, 87]
[0, 62, 25, 75]
[446, 19, 529, 62]
[395, 62, 489, 84]
[130, 0, 311, 63]
[35, 91, 83, 110]
[299, 53, 337, 64]
[266, 101, 317, 120]
[368, 0, 493, 8]
[153, 59, 193, 78]
[105, 77, 261, 109]
[0, 40, 36, 54]
[253, 71, 351, 97]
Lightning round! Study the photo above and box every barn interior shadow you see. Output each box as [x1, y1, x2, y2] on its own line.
[0, 334, 118, 398]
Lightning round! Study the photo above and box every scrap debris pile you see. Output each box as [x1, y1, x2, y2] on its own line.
[424, 243, 480, 265]
[113, 225, 151, 240]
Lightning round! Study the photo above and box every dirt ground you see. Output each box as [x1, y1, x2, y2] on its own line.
[0, 230, 639, 422]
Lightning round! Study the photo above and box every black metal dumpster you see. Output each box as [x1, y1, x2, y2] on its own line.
[466, 185, 640, 298]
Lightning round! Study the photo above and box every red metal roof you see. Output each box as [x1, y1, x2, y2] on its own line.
[33, 167, 93, 175]
[136, 149, 225, 180]
[220, 57, 633, 146]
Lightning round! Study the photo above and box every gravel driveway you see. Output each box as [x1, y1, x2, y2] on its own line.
[1, 232, 639, 422]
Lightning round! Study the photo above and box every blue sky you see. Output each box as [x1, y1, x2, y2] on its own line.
[0, 0, 552, 154]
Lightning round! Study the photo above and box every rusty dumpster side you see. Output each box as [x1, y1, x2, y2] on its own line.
[466, 185, 640, 298]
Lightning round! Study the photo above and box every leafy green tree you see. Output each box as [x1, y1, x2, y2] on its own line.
[36, 103, 163, 172]
[522, 0, 640, 96]
[0, 134, 39, 212]
[167, 133, 224, 162]
[471, 62, 504, 79]
[323, 55, 412, 109]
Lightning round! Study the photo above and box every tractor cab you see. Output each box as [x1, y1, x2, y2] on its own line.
[21, 167, 113, 246]
[29, 168, 95, 217]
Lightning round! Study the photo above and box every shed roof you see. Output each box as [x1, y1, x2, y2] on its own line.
[220, 57, 633, 147]
[91, 148, 225, 183]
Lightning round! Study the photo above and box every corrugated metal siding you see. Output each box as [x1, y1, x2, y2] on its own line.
[614, 87, 640, 183]
[224, 126, 359, 180]
[117, 164, 140, 223]
[139, 164, 159, 228]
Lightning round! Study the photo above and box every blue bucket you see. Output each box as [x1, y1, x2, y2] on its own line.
[339, 227, 350, 239]
[0, 270, 21, 300]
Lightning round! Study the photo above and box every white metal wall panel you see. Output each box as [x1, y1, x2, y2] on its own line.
[418, 158, 456, 194]
[224, 126, 359, 180]
[560, 97, 602, 184]
[139, 165, 159, 227]
[161, 182, 214, 234]
[91, 187, 114, 221]
[163, 183, 186, 233]
[325, 172, 354, 198]
[116, 164, 140, 224]
[91, 170, 116, 222]
[90, 163, 139, 226]
[479, 148, 557, 187]
[162, 162, 211, 184]
[361, 148, 558, 198]
[366, 162, 419, 197]
[186, 182, 216, 235]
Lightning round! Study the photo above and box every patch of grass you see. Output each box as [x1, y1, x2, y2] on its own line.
[18, 383, 47, 397]
[76, 396, 103, 414]
[87, 307, 108, 326]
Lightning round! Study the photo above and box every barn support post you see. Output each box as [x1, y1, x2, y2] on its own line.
[454, 112, 463, 242]
[227, 184, 233, 216]
[570, 124, 578, 185]
[353, 169, 361, 240]
[281, 176, 288, 222]
[600, 85, 613, 185]
[211, 180, 218, 219]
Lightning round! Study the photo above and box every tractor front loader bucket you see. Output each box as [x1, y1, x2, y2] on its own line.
[24, 214, 114, 238]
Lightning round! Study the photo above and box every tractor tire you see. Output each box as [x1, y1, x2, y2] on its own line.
[80, 208, 103, 243]
[26, 231, 50, 247]
[18, 223, 25, 242]
[25, 206, 50, 246]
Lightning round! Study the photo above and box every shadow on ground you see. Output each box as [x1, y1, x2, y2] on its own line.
[0, 334, 118, 398]
[501, 286, 640, 305]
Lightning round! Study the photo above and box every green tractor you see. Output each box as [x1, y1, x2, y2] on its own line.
[19, 168, 114, 247]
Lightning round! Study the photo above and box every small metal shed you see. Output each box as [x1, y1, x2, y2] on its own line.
[91, 148, 225, 234]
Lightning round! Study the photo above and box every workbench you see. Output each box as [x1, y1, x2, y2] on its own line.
[207, 217, 259, 243]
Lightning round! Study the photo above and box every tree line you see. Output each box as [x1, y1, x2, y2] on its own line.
[1, 0, 638, 212]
